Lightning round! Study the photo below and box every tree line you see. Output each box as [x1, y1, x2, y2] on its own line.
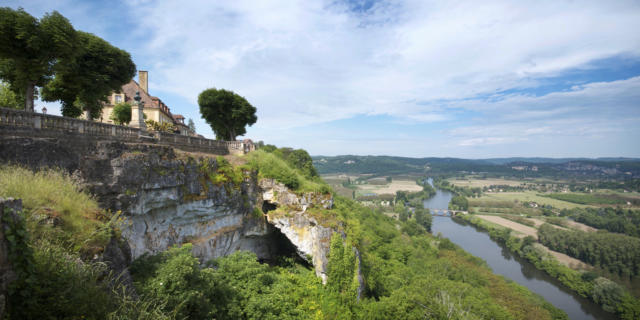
[561, 207, 640, 238]
[538, 224, 640, 280]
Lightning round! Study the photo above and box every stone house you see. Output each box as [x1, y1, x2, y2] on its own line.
[99, 71, 194, 136]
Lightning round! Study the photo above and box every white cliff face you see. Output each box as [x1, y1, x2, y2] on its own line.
[259, 179, 334, 283]
[267, 212, 333, 283]
[101, 149, 338, 284]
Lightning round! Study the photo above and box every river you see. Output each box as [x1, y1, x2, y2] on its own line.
[423, 180, 615, 320]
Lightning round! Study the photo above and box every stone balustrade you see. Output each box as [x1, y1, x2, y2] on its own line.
[0, 107, 254, 155]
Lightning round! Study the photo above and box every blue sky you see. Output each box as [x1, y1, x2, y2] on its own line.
[7, 0, 640, 158]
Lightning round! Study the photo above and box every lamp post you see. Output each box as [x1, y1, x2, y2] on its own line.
[41, 106, 47, 114]
[134, 91, 146, 133]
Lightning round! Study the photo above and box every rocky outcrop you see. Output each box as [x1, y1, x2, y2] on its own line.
[260, 179, 334, 283]
[0, 198, 21, 320]
[0, 137, 350, 286]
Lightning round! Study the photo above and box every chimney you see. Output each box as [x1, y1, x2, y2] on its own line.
[138, 70, 148, 94]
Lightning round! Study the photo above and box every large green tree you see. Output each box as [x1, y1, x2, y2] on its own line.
[41, 31, 135, 119]
[198, 88, 257, 141]
[0, 8, 77, 112]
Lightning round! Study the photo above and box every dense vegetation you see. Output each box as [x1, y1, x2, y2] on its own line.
[1, 151, 570, 319]
[537, 224, 640, 281]
[247, 148, 329, 193]
[0, 166, 165, 319]
[563, 207, 640, 237]
[461, 215, 640, 318]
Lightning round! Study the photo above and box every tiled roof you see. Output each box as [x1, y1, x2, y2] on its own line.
[120, 80, 173, 120]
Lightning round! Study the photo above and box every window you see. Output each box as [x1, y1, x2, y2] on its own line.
[115, 95, 123, 103]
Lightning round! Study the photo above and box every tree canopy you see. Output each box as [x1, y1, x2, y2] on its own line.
[41, 31, 135, 119]
[0, 8, 77, 112]
[0, 8, 135, 116]
[198, 88, 257, 141]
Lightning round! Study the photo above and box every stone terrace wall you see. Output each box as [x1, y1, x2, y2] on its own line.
[0, 107, 251, 155]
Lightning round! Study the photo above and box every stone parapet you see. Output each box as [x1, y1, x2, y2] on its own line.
[0, 107, 253, 155]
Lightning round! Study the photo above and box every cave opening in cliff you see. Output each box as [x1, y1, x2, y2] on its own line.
[262, 224, 312, 269]
[262, 200, 277, 214]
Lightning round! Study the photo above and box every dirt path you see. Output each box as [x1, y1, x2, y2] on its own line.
[541, 246, 592, 270]
[476, 215, 538, 238]
[564, 219, 597, 232]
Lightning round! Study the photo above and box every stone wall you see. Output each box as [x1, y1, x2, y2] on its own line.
[0, 107, 251, 155]
[0, 198, 22, 320]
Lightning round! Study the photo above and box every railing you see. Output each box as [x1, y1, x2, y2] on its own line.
[0, 107, 254, 155]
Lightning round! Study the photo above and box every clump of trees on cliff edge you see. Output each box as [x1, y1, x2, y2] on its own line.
[0, 7, 135, 118]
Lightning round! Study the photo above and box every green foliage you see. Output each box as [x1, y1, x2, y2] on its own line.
[198, 88, 257, 140]
[565, 207, 640, 238]
[285, 149, 318, 178]
[1, 165, 167, 319]
[538, 224, 640, 280]
[461, 214, 640, 319]
[0, 165, 109, 254]
[247, 150, 330, 193]
[42, 30, 135, 119]
[145, 119, 176, 133]
[110, 102, 132, 125]
[0, 80, 23, 108]
[413, 207, 432, 232]
[131, 244, 228, 319]
[327, 233, 358, 302]
[0, 8, 135, 114]
[450, 195, 469, 210]
[0, 8, 76, 111]
[329, 197, 564, 319]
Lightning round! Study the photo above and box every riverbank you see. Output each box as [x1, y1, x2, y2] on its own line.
[458, 214, 640, 319]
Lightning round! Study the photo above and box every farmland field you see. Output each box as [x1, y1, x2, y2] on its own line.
[356, 179, 422, 195]
[476, 191, 591, 209]
[448, 178, 525, 188]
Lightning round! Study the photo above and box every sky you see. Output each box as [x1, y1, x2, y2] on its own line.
[6, 0, 640, 158]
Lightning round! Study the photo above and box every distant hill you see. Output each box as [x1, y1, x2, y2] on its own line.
[312, 155, 640, 179]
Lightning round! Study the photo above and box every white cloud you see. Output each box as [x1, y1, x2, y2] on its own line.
[5, 0, 640, 156]
[118, 0, 640, 133]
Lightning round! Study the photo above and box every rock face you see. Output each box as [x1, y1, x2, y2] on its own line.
[261, 179, 335, 282]
[0, 137, 342, 285]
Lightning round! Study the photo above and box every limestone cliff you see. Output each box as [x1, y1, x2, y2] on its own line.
[260, 179, 334, 282]
[0, 137, 346, 286]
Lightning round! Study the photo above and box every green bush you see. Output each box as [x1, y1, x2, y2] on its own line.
[247, 150, 330, 193]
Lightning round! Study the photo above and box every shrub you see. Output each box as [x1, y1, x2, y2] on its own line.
[110, 102, 132, 125]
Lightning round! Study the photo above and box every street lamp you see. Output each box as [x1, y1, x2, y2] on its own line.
[41, 106, 47, 114]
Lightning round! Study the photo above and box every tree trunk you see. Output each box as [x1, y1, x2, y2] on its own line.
[229, 128, 236, 141]
[25, 82, 35, 112]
